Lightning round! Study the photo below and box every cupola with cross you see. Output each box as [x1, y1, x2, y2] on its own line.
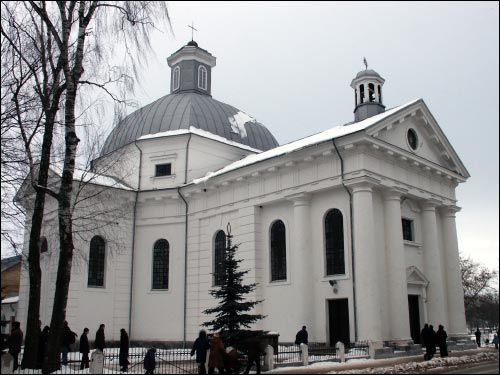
[350, 58, 385, 122]
[167, 25, 216, 96]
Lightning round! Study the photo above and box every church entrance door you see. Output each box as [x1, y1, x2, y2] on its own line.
[408, 294, 421, 344]
[328, 299, 350, 346]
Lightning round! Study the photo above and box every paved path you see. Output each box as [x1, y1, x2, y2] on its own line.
[434, 361, 500, 374]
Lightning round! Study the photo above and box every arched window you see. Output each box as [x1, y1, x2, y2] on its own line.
[368, 83, 375, 102]
[39, 236, 48, 253]
[152, 239, 169, 290]
[359, 84, 365, 103]
[270, 220, 287, 281]
[325, 209, 345, 275]
[213, 230, 226, 286]
[378, 85, 382, 103]
[88, 236, 106, 287]
[198, 65, 207, 90]
[173, 66, 180, 91]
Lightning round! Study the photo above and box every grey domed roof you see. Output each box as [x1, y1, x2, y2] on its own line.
[354, 69, 382, 79]
[101, 93, 279, 156]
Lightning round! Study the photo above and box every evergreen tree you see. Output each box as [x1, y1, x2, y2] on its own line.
[203, 223, 265, 342]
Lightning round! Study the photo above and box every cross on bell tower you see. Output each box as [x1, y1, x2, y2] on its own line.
[188, 22, 197, 42]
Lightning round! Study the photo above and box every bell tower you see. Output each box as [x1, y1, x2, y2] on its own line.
[351, 60, 385, 122]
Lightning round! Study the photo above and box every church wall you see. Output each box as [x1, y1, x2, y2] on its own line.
[92, 143, 140, 189]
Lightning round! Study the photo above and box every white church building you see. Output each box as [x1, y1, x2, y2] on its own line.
[17, 41, 470, 346]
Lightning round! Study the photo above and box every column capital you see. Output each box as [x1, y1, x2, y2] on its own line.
[345, 176, 381, 193]
[383, 186, 408, 201]
[440, 205, 461, 218]
[286, 192, 310, 206]
[420, 198, 442, 211]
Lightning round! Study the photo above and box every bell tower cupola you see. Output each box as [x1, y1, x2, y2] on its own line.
[167, 40, 216, 96]
[350, 59, 385, 122]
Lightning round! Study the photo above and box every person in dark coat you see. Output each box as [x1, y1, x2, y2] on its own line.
[144, 348, 156, 374]
[243, 336, 266, 375]
[208, 333, 225, 375]
[62, 321, 77, 365]
[119, 328, 130, 372]
[436, 325, 448, 357]
[38, 325, 50, 368]
[8, 321, 23, 372]
[295, 326, 308, 346]
[420, 323, 429, 347]
[424, 325, 437, 360]
[191, 330, 210, 374]
[79, 328, 90, 369]
[95, 323, 106, 352]
[475, 328, 481, 347]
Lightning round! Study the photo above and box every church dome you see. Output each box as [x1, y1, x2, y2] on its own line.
[100, 92, 279, 156]
[353, 69, 382, 80]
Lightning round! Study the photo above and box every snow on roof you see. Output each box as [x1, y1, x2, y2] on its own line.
[1, 296, 19, 304]
[228, 111, 255, 138]
[51, 165, 134, 191]
[138, 126, 262, 153]
[193, 99, 421, 184]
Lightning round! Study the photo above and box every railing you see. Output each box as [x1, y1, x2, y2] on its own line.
[274, 343, 302, 365]
[344, 341, 370, 358]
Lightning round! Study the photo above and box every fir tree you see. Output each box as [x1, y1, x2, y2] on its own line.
[203, 223, 265, 342]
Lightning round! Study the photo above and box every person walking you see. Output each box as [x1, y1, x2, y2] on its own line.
[144, 348, 156, 374]
[492, 333, 499, 350]
[119, 328, 130, 372]
[79, 328, 90, 370]
[295, 326, 308, 346]
[475, 328, 481, 347]
[7, 321, 23, 372]
[38, 325, 50, 368]
[95, 323, 106, 352]
[243, 336, 265, 375]
[436, 325, 448, 357]
[191, 330, 210, 374]
[208, 333, 225, 375]
[425, 325, 437, 360]
[62, 321, 77, 365]
[420, 323, 429, 347]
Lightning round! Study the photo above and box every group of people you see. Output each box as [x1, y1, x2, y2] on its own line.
[475, 328, 499, 350]
[420, 324, 448, 360]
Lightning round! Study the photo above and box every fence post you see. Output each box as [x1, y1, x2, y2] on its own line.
[368, 341, 376, 359]
[300, 343, 308, 366]
[263, 345, 274, 371]
[90, 349, 104, 374]
[336, 341, 345, 362]
[1, 352, 14, 374]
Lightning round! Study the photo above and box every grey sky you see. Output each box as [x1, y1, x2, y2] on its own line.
[3, 2, 498, 272]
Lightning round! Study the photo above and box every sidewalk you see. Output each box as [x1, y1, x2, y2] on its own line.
[266, 348, 497, 374]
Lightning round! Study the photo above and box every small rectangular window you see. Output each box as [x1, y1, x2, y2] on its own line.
[402, 218, 414, 241]
[155, 163, 171, 177]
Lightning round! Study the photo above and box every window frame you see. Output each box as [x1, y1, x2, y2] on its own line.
[407, 128, 419, 151]
[155, 163, 172, 177]
[213, 230, 226, 286]
[270, 220, 287, 282]
[151, 239, 170, 290]
[172, 66, 180, 91]
[87, 236, 106, 288]
[324, 209, 346, 276]
[402, 218, 414, 242]
[198, 65, 207, 90]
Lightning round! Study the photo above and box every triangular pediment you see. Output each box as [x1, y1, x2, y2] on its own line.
[365, 99, 469, 178]
[407, 266, 429, 286]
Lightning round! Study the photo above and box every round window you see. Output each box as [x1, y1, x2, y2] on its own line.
[407, 128, 418, 150]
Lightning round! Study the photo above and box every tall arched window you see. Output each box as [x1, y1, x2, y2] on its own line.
[88, 236, 106, 287]
[213, 230, 226, 286]
[368, 83, 375, 102]
[152, 239, 169, 290]
[39, 236, 48, 253]
[173, 66, 180, 91]
[198, 65, 207, 90]
[325, 209, 345, 275]
[359, 84, 365, 103]
[270, 220, 287, 281]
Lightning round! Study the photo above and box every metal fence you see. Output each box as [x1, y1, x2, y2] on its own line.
[15, 347, 198, 374]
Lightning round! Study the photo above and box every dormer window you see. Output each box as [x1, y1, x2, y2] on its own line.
[173, 66, 180, 91]
[198, 65, 207, 90]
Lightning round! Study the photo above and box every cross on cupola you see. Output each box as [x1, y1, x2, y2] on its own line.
[350, 59, 386, 122]
[188, 22, 197, 42]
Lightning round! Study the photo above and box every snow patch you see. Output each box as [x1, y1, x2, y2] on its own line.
[228, 111, 256, 138]
[1, 296, 19, 304]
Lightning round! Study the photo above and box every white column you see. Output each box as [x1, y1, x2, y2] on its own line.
[441, 206, 468, 337]
[350, 179, 382, 342]
[383, 188, 412, 343]
[421, 200, 448, 327]
[290, 194, 313, 329]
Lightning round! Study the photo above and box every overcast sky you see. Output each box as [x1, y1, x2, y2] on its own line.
[2, 2, 498, 274]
